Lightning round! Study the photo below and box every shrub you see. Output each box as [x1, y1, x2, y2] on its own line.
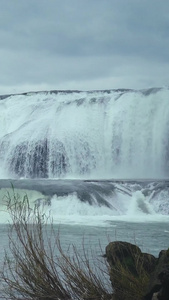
[1, 191, 112, 300]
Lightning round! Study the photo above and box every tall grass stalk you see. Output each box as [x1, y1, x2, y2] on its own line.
[1, 191, 112, 300]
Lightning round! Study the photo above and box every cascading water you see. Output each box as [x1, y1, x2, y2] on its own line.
[0, 86, 169, 299]
[0, 87, 169, 179]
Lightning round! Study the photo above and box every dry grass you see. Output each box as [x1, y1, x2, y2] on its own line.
[1, 191, 112, 300]
[0, 190, 152, 300]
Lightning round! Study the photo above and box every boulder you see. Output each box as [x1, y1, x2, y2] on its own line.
[105, 241, 156, 300]
[144, 250, 169, 300]
[104, 241, 169, 300]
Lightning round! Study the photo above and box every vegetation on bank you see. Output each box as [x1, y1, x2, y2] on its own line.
[1, 191, 112, 300]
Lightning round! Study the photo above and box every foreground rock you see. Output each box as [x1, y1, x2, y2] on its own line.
[105, 241, 169, 300]
[144, 249, 169, 300]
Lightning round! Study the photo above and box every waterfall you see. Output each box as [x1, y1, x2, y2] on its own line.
[0, 87, 169, 179]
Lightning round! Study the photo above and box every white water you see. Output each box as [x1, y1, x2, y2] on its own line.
[44, 187, 169, 225]
[0, 88, 169, 223]
[0, 88, 169, 300]
[0, 181, 169, 225]
[0, 88, 169, 179]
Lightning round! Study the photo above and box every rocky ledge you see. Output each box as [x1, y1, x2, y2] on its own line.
[105, 241, 169, 300]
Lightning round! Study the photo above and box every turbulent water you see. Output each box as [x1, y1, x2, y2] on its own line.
[0, 87, 169, 223]
[0, 88, 169, 300]
[0, 179, 168, 224]
[0, 87, 169, 179]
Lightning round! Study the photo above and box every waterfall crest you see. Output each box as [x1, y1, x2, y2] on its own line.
[0, 88, 169, 179]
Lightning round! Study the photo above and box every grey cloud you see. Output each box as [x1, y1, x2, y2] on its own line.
[0, 0, 169, 92]
[1, 0, 169, 59]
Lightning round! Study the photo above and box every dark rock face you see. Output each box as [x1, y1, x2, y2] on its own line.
[106, 241, 156, 275]
[144, 250, 169, 300]
[105, 241, 169, 300]
[105, 241, 156, 300]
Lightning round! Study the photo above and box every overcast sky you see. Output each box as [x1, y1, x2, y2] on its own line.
[0, 0, 169, 94]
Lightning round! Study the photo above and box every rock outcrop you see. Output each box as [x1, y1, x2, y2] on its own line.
[144, 249, 169, 300]
[104, 241, 169, 300]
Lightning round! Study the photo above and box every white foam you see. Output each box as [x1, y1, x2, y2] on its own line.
[0, 181, 169, 226]
[127, 191, 156, 216]
[42, 189, 169, 226]
[0, 89, 169, 178]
